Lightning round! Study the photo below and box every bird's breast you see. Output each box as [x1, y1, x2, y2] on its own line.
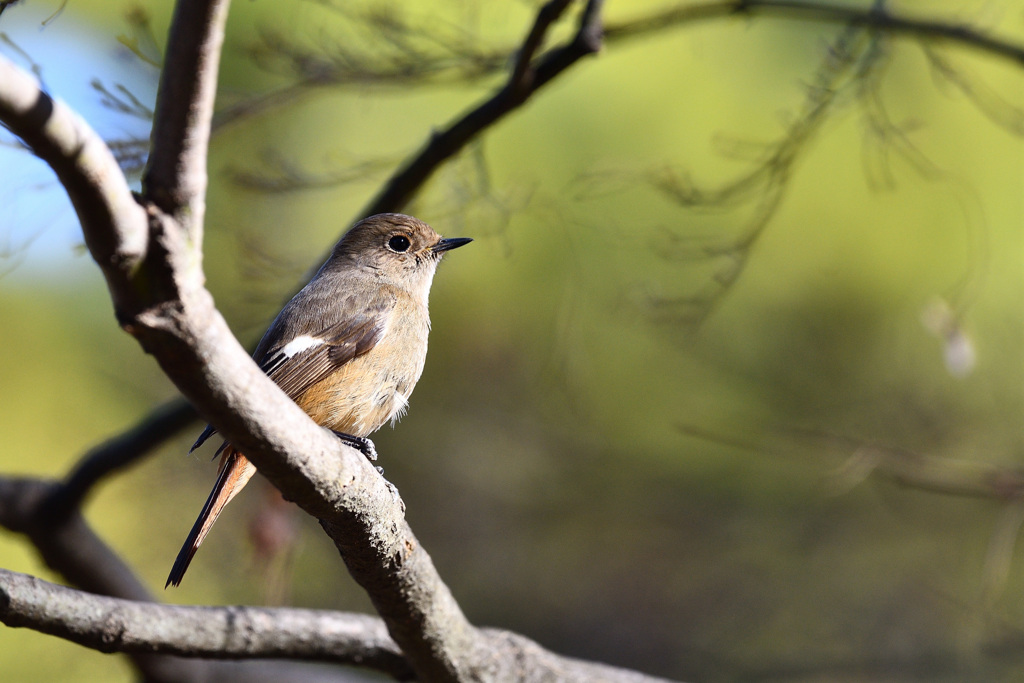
[297, 302, 430, 437]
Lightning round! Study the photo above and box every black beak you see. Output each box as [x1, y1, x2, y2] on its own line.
[432, 237, 473, 253]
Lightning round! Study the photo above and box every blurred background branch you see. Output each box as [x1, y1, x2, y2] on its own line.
[44, 400, 198, 520]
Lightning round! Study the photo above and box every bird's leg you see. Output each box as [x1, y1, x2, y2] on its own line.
[328, 430, 378, 462]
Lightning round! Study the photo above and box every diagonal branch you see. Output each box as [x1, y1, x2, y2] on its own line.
[361, 0, 605, 217]
[511, 0, 574, 86]
[0, 54, 148, 313]
[45, 400, 197, 519]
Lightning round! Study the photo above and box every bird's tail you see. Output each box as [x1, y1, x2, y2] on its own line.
[166, 446, 257, 588]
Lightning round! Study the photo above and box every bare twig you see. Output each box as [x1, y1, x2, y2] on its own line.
[828, 443, 1024, 500]
[605, 0, 1024, 68]
[211, 1, 1024, 138]
[361, 0, 605, 217]
[681, 422, 1024, 503]
[923, 44, 1024, 137]
[227, 155, 398, 193]
[511, 0, 574, 87]
[981, 501, 1024, 606]
[632, 20, 880, 328]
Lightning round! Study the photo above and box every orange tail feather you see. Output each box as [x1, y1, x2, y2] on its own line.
[166, 447, 257, 588]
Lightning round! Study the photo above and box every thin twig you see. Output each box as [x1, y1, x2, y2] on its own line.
[511, 0, 574, 88]
[211, 1, 1024, 137]
[785, 429, 1024, 500]
[360, 0, 605, 218]
[606, 0, 1024, 68]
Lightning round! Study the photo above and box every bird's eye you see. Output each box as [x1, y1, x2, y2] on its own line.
[388, 234, 411, 252]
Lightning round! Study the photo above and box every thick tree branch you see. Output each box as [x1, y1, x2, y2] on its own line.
[141, 0, 230, 235]
[473, 630, 678, 683]
[361, 0, 605, 217]
[0, 569, 413, 677]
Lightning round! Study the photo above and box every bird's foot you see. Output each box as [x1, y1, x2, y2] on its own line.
[328, 430, 378, 462]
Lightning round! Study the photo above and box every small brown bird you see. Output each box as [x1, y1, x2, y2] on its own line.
[166, 213, 470, 587]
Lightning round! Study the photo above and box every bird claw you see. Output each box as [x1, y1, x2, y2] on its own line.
[328, 430, 378, 462]
[359, 438, 378, 462]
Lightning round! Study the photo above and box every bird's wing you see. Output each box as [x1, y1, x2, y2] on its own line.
[190, 309, 386, 453]
[258, 314, 383, 400]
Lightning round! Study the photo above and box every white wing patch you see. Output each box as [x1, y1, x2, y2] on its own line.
[281, 334, 324, 358]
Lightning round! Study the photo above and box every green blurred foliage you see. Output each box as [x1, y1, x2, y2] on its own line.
[2, 1, 1024, 681]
